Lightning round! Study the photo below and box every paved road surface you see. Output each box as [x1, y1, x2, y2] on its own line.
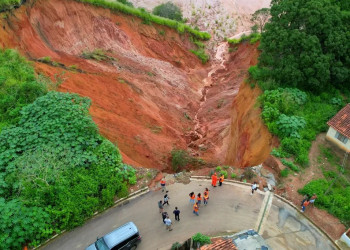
[41, 180, 336, 250]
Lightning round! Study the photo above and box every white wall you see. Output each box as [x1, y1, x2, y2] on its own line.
[326, 127, 350, 152]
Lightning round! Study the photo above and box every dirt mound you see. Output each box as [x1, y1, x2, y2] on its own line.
[0, 0, 273, 170]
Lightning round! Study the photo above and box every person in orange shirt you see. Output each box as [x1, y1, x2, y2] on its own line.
[219, 174, 224, 186]
[203, 190, 209, 205]
[301, 199, 310, 213]
[197, 193, 202, 207]
[193, 202, 199, 216]
[160, 178, 166, 192]
[211, 172, 218, 187]
[189, 192, 195, 204]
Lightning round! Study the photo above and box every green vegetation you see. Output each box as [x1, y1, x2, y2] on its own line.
[215, 166, 222, 172]
[171, 242, 182, 250]
[192, 233, 211, 246]
[231, 173, 237, 178]
[171, 149, 205, 172]
[82, 49, 116, 61]
[0, 49, 47, 130]
[152, 2, 183, 22]
[0, 0, 21, 12]
[280, 168, 289, 177]
[281, 159, 300, 172]
[74, 0, 210, 41]
[258, 0, 350, 93]
[251, 8, 270, 33]
[0, 92, 136, 248]
[171, 149, 189, 172]
[227, 32, 261, 45]
[220, 170, 228, 178]
[257, 86, 342, 166]
[190, 49, 209, 64]
[299, 179, 350, 226]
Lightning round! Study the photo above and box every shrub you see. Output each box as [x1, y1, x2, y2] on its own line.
[171, 149, 189, 172]
[192, 233, 211, 246]
[280, 168, 289, 177]
[231, 173, 237, 178]
[152, 2, 183, 21]
[190, 49, 210, 64]
[220, 170, 228, 178]
[0, 0, 21, 12]
[281, 159, 300, 172]
[215, 166, 222, 172]
[243, 168, 255, 180]
[171, 242, 182, 250]
[276, 114, 306, 138]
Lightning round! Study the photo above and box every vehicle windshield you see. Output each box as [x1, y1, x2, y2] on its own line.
[95, 238, 110, 250]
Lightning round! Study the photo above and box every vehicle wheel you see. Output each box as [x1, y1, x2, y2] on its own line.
[130, 245, 137, 250]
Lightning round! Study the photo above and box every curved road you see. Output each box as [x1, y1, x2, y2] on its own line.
[41, 179, 336, 250]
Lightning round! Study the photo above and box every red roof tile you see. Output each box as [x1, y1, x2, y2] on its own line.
[200, 238, 237, 250]
[327, 104, 350, 138]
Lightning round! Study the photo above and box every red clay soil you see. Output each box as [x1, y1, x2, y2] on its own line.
[0, 0, 274, 170]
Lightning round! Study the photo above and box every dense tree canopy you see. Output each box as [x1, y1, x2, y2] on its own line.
[259, 0, 350, 92]
[152, 2, 183, 21]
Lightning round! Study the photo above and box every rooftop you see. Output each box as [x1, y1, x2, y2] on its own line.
[327, 104, 350, 138]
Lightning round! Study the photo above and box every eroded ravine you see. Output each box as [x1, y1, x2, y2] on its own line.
[0, 0, 274, 170]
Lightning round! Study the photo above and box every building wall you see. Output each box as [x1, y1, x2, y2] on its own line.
[326, 127, 350, 152]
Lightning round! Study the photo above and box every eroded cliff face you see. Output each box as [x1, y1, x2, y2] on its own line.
[0, 0, 274, 170]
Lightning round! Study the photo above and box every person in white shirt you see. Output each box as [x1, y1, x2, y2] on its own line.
[251, 182, 258, 195]
[164, 216, 172, 231]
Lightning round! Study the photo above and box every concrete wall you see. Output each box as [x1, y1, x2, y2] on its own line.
[326, 127, 350, 152]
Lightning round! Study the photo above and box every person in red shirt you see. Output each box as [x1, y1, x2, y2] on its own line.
[211, 173, 218, 187]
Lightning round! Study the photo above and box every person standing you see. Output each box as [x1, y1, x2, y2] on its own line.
[301, 199, 310, 213]
[211, 172, 218, 187]
[164, 216, 173, 231]
[193, 202, 199, 216]
[300, 194, 310, 206]
[163, 191, 170, 206]
[310, 193, 317, 206]
[197, 193, 202, 207]
[160, 178, 166, 192]
[158, 200, 164, 213]
[173, 207, 180, 221]
[162, 211, 168, 223]
[251, 182, 258, 195]
[219, 174, 224, 186]
[189, 192, 195, 204]
[203, 190, 209, 205]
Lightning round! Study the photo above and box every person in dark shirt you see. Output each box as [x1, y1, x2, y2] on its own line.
[173, 207, 180, 221]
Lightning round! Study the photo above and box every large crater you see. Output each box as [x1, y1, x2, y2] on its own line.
[0, 0, 274, 170]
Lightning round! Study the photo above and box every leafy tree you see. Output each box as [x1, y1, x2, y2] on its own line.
[152, 2, 183, 21]
[0, 198, 52, 249]
[259, 0, 350, 92]
[251, 8, 270, 33]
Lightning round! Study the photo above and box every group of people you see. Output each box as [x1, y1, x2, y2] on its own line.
[300, 193, 317, 212]
[157, 174, 266, 232]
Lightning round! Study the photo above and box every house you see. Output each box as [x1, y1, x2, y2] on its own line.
[326, 104, 350, 152]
